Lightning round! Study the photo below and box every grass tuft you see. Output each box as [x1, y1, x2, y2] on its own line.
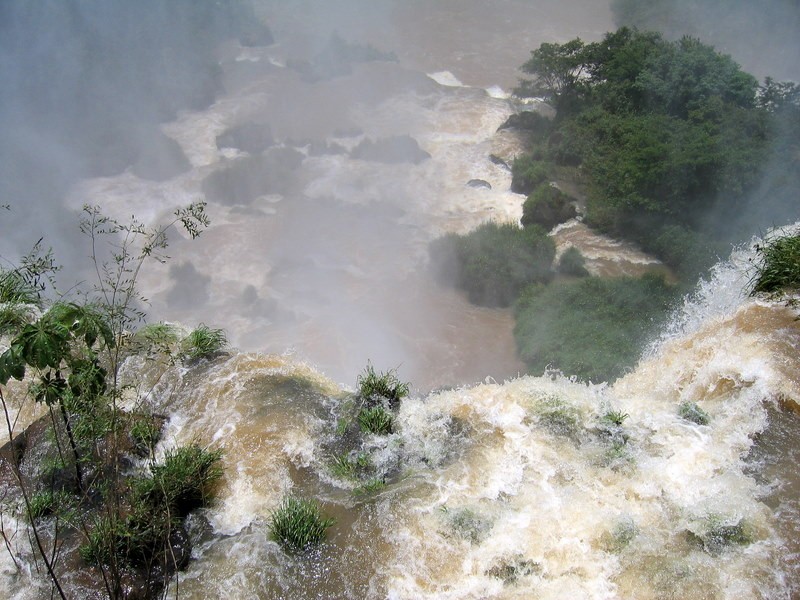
[358, 406, 394, 435]
[678, 401, 709, 425]
[268, 497, 335, 552]
[357, 362, 409, 407]
[181, 324, 228, 362]
[749, 235, 800, 298]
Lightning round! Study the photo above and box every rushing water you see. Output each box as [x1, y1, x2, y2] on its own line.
[2, 2, 800, 598]
[103, 236, 797, 600]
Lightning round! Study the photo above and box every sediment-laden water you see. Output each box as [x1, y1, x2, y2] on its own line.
[2, 2, 799, 598]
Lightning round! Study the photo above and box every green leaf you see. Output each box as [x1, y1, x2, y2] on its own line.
[33, 371, 68, 406]
[17, 319, 69, 370]
[0, 346, 26, 385]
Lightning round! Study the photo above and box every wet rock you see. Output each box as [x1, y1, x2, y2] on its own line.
[350, 135, 430, 164]
[216, 123, 275, 154]
[467, 178, 492, 190]
[202, 147, 304, 205]
[131, 130, 191, 181]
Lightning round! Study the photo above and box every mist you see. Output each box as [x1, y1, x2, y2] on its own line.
[4, 0, 796, 390]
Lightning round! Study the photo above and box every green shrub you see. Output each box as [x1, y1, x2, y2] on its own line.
[268, 497, 335, 551]
[678, 401, 709, 425]
[749, 234, 800, 298]
[358, 406, 394, 435]
[134, 322, 179, 353]
[430, 222, 555, 308]
[557, 246, 590, 277]
[511, 155, 551, 195]
[521, 183, 577, 231]
[357, 362, 409, 407]
[181, 324, 228, 362]
[330, 452, 371, 480]
[514, 274, 676, 382]
[353, 478, 387, 496]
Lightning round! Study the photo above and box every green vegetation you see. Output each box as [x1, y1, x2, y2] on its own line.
[678, 401, 710, 425]
[0, 203, 220, 598]
[357, 362, 409, 407]
[749, 234, 800, 299]
[556, 247, 590, 277]
[602, 410, 630, 426]
[430, 222, 555, 307]
[442, 507, 492, 544]
[511, 26, 796, 276]
[533, 395, 581, 438]
[511, 156, 552, 195]
[268, 497, 335, 552]
[181, 324, 228, 362]
[357, 406, 394, 435]
[521, 183, 577, 231]
[515, 275, 676, 382]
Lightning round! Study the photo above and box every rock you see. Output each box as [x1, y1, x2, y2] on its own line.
[467, 179, 492, 190]
[216, 123, 274, 154]
[350, 135, 430, 164]
[202, 147, 304, 205]
[131, 130, 191, 181]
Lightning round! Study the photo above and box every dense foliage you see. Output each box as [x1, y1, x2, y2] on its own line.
[513, 27, 799, 277]
[749, 234, 800, 299]
[514, 275, 677, 382]
[430, 222, 555, 307]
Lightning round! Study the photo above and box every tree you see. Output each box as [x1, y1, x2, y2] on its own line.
[516, 39, 589, 114]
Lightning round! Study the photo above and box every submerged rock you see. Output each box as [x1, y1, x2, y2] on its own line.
[350, 135, 430, 164]
[467, 178, 492, 190]
[216, 122, 275, 154]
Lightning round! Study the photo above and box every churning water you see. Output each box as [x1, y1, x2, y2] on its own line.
[118, 235, 799, 599]
[3, 2, 799, 598]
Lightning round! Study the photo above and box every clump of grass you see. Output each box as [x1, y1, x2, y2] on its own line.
[358, 406, 394, 435]
[28, 489, 75, 521]
[129, 415, 162, 456]
[601, 409, 629, 426]
[181, 324, 228, 362]
[79, 514, 128, 565]
[688, 515, 753, 555]
[330, 452, 371, 480]
[485, 556, 540, 584]
[134, 322, 179, 355]
[268, 497, 335, 552]
[138, 445, 224, 515]
[353, 477, 386, 496]
[600, 518, 638, 552]
[749, 234, 800, 298]
[443, 506, 492, 544]
[0, 303, 36, 335]
[357, 362, 409, 407]
[534, 395, 580, 437]
[678, 401, 709, 425]
[0, 269, 41, 305]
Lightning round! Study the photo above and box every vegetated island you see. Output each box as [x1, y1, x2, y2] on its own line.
[431, 26, 800, 383]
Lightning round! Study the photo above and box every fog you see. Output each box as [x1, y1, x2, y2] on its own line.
[1, 0, 797, 389]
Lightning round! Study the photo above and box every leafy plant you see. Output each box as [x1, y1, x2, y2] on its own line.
[358, 406, 394, 435]
[521, 183, 577, 231]
[268, 497, 335, 552]
[181, 324, 228, 362]
[678, 401, 709, 425]
[28, 490, 75, 521]
[330, 452, 371, 480]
